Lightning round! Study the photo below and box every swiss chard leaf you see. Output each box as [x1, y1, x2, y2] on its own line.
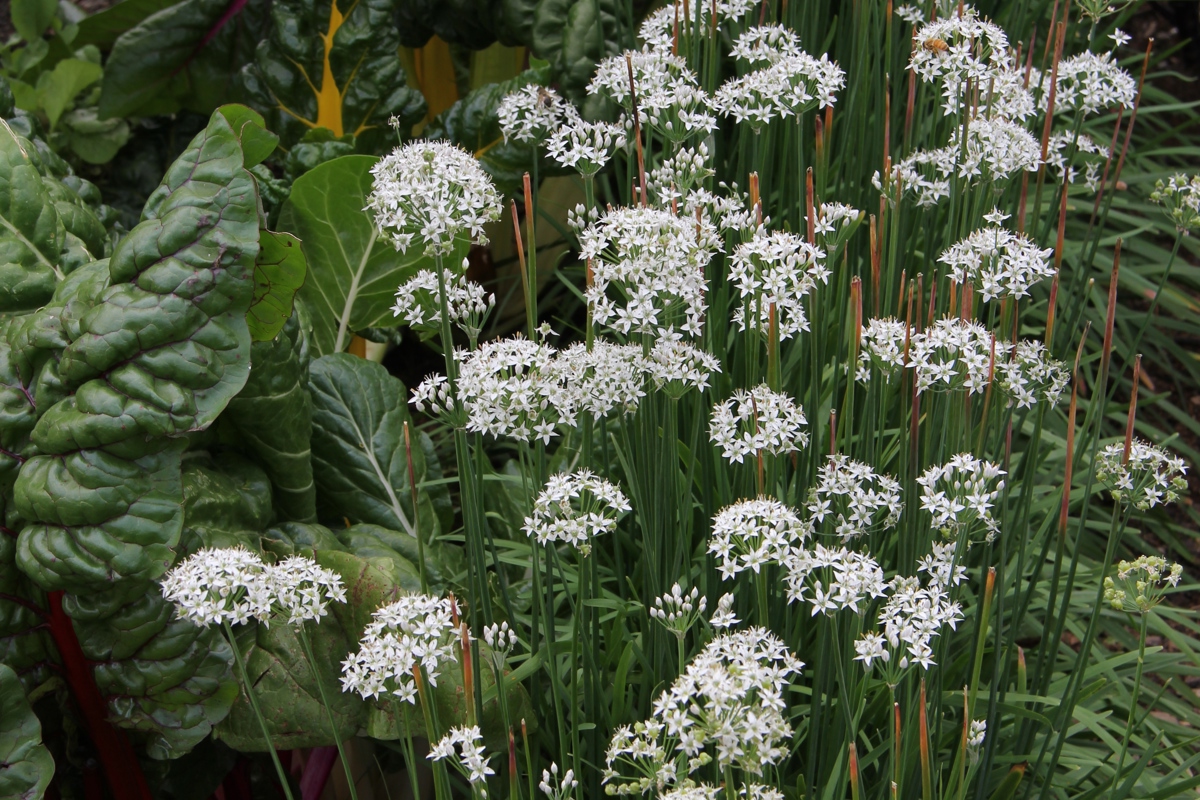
[98, 0, 267, 120]
[308, 354, 448, 544]
[247, 231, 306, 343]
[0, 663, 54, 800]
[239, 0, 425, 151]
[277, 155, 453, 356]
[0, 120, 66, 314]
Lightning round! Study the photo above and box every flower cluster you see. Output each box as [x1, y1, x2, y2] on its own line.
[498, 84, 572, 143]
[650, 584, 708, 640]
[603, 629, 803, 794]
[523, 470, 632, 556]
[644, 339, 721, 398]
[367, 141, 502, 256]
[430, 726, 494, 795]
[709, 498, 811, 580]
[729, 229, 829, 339]
[854, 573, 963, 673]
[1104, 556, 1184, 613]
[995, 340, 1070, 408]
[938, 224, 1055, 302]
[709, 385, 810, 464]
[815, 201, 863, 253]
[1045, 132, 1110, 192]
[909, 9, 1010, 116]
[589, 50, 715, 141]
[807, 455, 903, 541]
[580, 205, 716, 338]
[918, 454, 1006, 540]
[649, 144, 716, 204]
[547, 116, 627, 176]
[340, 594, 458, 703]
[1150, 173, 1200, 234]
[392, 265, 494, 343]
[161, 547, 274, 628]
[1051, 51, 1137, 116]
[784, 544, 888, 614]
[270, 556, 347, 625]
[539, 763, 578, 800]
[1095, 440, 1188, 509]
[555, 340, 648, 418]
[636, 0, 757, 50]
[856, 317, 911, 382]
[483, 621, 518, 656]
[709, 593, 740, 629]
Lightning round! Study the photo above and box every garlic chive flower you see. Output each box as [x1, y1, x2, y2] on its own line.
[917, 541, 969, 589]
[1045, 132, 1111, 193]
[895, 4, 924, 24]
[815, 201, 864, 253]
[547, 114, 627, 177]
[918, 454, 1006, 541]
[709, 385, 809, 464]
[1109, 28, 1131, 49]
[1095, 440, 1188, 510]
[709, 498, 811, 581]
[579, 205, 716, 338]
[367, 140, 502, 257]
[854, 571, 963, 675]
[588, 50, 716, 142]
[523, 470, 631, 556]
[650, 583, 708, 640]
[856, 317, 912, 383]
[636, 0, 757, 51]
[482, 621, 518, 656]
[340, 594, 458, 703]
[392, 264, 494, 344]
[709, 593, 740, 629]
[269, 556, 347, 625]
[784, 544, 888, 614]
[160, 546, 273, 628]
[429, 725, 494, 796]
[938, 225, 1055, 302]
[648, 143, 716, 205]
[909, 8, 1010, 116]
[1050, 52, 1137, 116]
[498, 84, 571, 143]
[554, 340, 647, 419]
[644, 339, 720, 398]
[1150, 173, 1200, 234]
[663, 786, 723, 800]
[715, 27, 845, 128]
[807, 455, 903, 542]
[1104, 556, 1184, 613]
[729, 229, 828, 340]
[539, 763, 578, 800]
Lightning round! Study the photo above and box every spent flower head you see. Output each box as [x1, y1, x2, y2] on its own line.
[160, 546, 272, 628]
[1104, 555, 1184, 613]
[1150, 173, 1200, 234]
[709, 385, 809, 464]
[367, 141, 502, 256]
[523, 470, 632, 556]
[340, 594, 458, 703]
[1095, 440, 1188, 510]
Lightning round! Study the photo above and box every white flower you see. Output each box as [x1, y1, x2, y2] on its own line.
[1150, 173, 1200, 234]
[548, 113, 627, 176]
[1095, 440, 1188, 510]
[589, 50, 716, 141]
[729, 229, 828, 340]
[651, 583, 708, 639]
[938, 225, 1055, 302]
[539, 763, 578, 800]
[1105, 555, 1184, 613]
[815, 201, 863, 252]
[968, 719, 987, 750]
[709, 593, 740, 629]
[367, 141, 503, 257]
[269, 555, 347, 625]
[710, 498, 811, 580]
[581, 205, 717, 338]
[523, 470, 632, 556]
[429, 726, 494, 794]
[664, 786, 723, 800]
[807, 454, 903, 541]
[340, 594, 458, 703]
[783, 544, 887, 613]
[856, 317, 912, 383]
[392, 264, 494, 342]
[482, 621, 518, 655]
[917, 541, 969, 589]
[498, 85, 571, 143]
[895, 4, 924, 24]
[909, 9, 1010, 117]
[1109, 28, 1131, 49]
[918, 454, 1006, 541]
[1044, 132, 1111, 193]
[160, 546, 273, 628]
[648, 143, 715, 205]
[553, 340, 647, 420]
[857, 570, 963, 675]
[637, 0, 757, 51]
[644, 339, 720, 397]
[709, 385, 809, 464]
[715, 28, 845, 127]
[1051, 51, 1136, 116]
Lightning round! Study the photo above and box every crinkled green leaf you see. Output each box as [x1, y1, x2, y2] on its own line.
[424, 61, 553, 194]
[98, 0, 267, 120]
[0, 535, 56, 694]
[283, 128, 355, 183]
[0, 120, 65, 314]
[13, 110, 262, 592]
[339, 523, 461, 595]
[178, 453, 274, 551]
[531, 0, 621, 102]
[225, 314, 317, 522]
[308, 354, 446, 542]
[277, 156, 450, 356]
[216, 105, 278, 169]
[247, 231, 305, 343]
[239, 0, 425, 151]
[0, 663, 54, 800]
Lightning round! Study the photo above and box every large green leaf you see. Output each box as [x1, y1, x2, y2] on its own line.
[0, 535, 56, 694]
[277, 156, 449, 356]
[0, 663, 54, 800]
[73, 0, 183, 50]
[98, 0, 267, 119]
[530, 0, 621, 103]
[308, 354, 446, 541]
[239, 0, 425, 151]
[224, 313, 318, 522]
[0, 120, 65, 314]
[247, 231, 305, 343]
[13, 109, 262, 592]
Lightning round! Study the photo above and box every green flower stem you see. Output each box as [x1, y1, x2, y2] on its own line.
[222, 621, 295, 800]
[1110, 611, 1151, 792]
[297, 624, 359, 800]
[415, 666, 451, 800]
